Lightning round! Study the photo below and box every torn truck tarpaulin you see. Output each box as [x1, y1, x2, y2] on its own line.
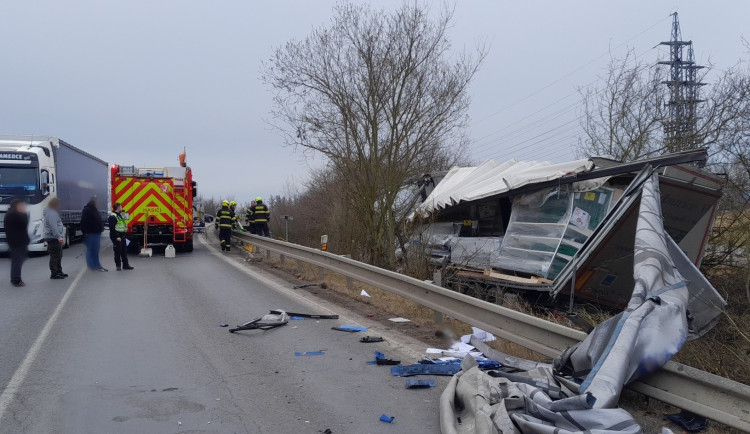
[405, 379, 436, 389]
[331, 325, 367, 333]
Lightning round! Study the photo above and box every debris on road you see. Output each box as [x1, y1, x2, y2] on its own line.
[379, 414, 395, 423]
[293, 283, 318, 289]
[294, 350, 325, 356]
[405, 379, 436, 389]
[459, 327, 495, 344]
[219, 323, 228, 327]
[360, 336, 384, 343]
[229, 310, 289, 333]
[360, 290, 371, 298]
[290, 316, 305, 320]
[331, 325, 366, 333]
[229, 310, 339, 333]
[388, 317, 411, 323]
[665, 410, 709, 432]
[367, 351, 401, 366]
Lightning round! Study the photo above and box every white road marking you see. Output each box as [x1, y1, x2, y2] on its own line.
[0, 266, 87, 423]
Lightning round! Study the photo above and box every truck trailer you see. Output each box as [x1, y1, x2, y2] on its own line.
[0, 136, 109, 253]
[110, 152, 196, 252]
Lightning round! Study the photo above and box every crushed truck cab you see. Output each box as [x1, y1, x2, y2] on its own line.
[110, 152, 196, 252]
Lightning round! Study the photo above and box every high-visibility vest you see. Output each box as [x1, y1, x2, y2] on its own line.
[111, 212, 128, 233]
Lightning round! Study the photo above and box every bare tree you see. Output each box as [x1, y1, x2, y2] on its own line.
[262, 2, 486, 268]
[577, 50, 667, 161]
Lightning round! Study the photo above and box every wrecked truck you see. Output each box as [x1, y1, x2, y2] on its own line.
[409, 149, 725, 321]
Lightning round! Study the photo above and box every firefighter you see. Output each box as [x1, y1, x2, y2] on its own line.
[217, 200, 235, 251]
[229, 200, 238, 229]
[246, 200, 256, 234]
[251, 196, 270, 237]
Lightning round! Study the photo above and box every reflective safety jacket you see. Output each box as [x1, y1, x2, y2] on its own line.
[217, 206, 235, 228]
[245, 209, 255, 223]
[111, 212, 128, 233]
[250, 203, 270, 223]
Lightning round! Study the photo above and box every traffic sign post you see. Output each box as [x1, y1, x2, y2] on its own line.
[281, 215, 294, 242]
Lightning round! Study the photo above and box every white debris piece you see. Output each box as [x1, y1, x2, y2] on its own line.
[360, 289, 371, 298]
[388, 317, 411, 323]
[460, 327, 496, 344]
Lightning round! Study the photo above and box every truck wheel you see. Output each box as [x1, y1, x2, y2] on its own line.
[184, 239, 194, 253]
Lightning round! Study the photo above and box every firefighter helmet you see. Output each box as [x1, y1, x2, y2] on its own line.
[255, 196, 262, 202]
[222, 200, 229, 206]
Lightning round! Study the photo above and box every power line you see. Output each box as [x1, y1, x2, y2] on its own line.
[470, 15, 671, 127]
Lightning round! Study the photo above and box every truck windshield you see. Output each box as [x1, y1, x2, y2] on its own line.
[0, 166, 40, 204]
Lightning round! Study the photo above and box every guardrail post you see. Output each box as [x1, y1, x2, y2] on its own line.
[280, 254, 285, 265]
[297, 259, 304, 275]
[346, 276, 353, 291]
[318, 266, 325, 282]
[266, 250, 271, 259]
[432, 270, 444, 324]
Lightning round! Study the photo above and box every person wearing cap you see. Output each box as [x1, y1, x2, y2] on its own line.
[108, 202, 134, 271]
[250, 196, 270, 237]
[216, 200, 234, 251]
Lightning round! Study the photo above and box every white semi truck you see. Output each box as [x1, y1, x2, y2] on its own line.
[0, 136, 108, 253]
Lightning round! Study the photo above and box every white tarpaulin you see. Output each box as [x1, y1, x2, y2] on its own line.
[414, 158, 594, 217]
[439, 174, 726, 433]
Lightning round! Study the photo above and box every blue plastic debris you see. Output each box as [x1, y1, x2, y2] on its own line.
[405, 379, 436, 389]
[295, 351, 325, 356]
[366, 351, 386, 364]
[391, 363, 462, 377]
[290, 316, 305, 321]
[331, 324, 366, 332]
[379, 414, 395, 423]
[219, 324, 229, 327]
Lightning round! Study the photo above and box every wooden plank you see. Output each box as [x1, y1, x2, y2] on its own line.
[483, 269, 553, 285]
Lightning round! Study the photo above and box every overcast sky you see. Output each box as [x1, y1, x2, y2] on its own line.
[1, 1, 747, 202]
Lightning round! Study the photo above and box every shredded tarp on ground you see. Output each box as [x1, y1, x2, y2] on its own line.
[439, 174, 726, 433]
[414, 158, 594, 217]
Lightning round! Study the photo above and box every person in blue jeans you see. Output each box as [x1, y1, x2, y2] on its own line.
[80, 198, 107, 272]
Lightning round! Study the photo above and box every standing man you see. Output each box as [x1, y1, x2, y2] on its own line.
[5, 198, 29, 287]
[108, 202, 134, 271]
[43, 198, 67, 279]
[217, 200, 234, 251]
[81, 198, 107, 272]
[246, 200, 256, 234]
[251, 196, 271, 237]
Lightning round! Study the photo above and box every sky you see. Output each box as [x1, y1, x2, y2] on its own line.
[0, 1, 748, 201]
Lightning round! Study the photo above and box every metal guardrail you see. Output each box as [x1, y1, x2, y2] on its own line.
[234, 232, 750, 431]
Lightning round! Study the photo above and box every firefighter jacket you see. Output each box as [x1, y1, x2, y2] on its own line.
[250, 203, 270, 223]
[217, 206, 235, 228]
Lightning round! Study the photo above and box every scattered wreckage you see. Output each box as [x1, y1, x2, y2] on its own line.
[435, 174, 726, 433]
[409, 149, 725, 322]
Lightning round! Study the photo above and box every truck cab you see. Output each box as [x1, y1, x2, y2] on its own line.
[0, 139, 57, 253]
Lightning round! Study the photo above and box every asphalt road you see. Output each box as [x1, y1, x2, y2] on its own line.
[0, 236, 444, 433]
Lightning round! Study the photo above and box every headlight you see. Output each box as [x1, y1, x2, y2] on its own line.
[30, 219, 44, 242]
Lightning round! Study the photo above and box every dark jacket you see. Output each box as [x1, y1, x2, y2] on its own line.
[4, 208, 30, 249]
[80, 203, 103, 234]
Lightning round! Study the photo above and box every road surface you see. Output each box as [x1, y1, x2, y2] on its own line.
[0, 236, 444, 433]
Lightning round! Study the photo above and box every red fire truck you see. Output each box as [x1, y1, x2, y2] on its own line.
[110, 152, 196, 252]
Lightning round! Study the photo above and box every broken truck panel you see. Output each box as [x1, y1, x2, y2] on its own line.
[410, 150, 725, 323]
